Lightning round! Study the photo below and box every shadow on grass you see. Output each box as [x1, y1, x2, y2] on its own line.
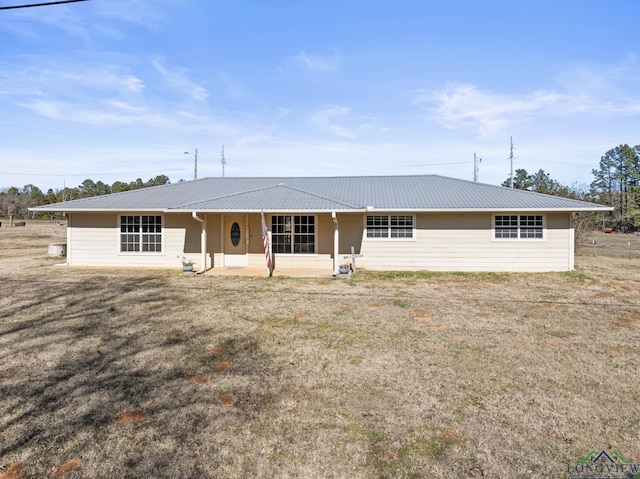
[0, 273, 282, 478]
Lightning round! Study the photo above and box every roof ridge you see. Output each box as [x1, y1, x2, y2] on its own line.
[175, 184, 279, 208]
[276, 183, 362, 209]
[176, 182, 363, 210]
[197, 174, 439, 181]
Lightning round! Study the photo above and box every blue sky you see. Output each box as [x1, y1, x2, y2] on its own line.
[1, 0, 639, 192]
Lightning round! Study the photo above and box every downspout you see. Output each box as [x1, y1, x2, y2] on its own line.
[66, 212, 71, 266]
[332, 211, 339, 275]
[192, 212, 207, 274]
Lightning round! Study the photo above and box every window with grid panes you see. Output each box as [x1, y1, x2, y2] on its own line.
[270, 215, 315, 253]
[120, 215, 162, 252]
[494, 215, 543, 239]
[366, 215, 413, 238]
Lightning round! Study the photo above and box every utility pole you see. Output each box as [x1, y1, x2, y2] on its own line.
[184, 149, 198, 180]
[194, 148, 198, 180]
[221, 145, 226, 177]
[509, 137, 514, 188]
[473, 153, 482, 182]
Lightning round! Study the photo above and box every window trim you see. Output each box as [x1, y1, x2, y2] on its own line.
[492, 214, 545, 241]
[270, 214, 317, 255]
[117, 213, 165, 255]
[364, 214, 416, 241]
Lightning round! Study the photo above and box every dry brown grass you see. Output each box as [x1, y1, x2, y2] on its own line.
[1, 222, 639, 478]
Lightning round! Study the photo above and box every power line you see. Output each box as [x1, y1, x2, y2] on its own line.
[0, 0, 89, 10]
[395, 161, 469, 168]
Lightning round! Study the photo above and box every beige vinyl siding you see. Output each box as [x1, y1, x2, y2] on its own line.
[68, 212, 197, 268]
[358, 212, 573, 272]
[66, 211, 574, 272]
[337, 213, 364, 255]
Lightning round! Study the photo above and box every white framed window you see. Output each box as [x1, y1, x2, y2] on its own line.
[120, 215, 163, 252]
[366, 215, 414, 239]
[271, 215, 315, 254]
[494, 214, 544, 239]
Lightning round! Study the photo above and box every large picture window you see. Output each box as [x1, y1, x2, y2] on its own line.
[120, 215, 162, 252]
[271, 215, 315, 253]
[366, 215, 414, 238]
[494, 215, 543, 239]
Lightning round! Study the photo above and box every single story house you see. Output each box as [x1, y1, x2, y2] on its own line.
[30, 175, 611, 274]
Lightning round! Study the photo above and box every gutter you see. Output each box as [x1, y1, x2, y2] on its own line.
[191, 212, 207, 274]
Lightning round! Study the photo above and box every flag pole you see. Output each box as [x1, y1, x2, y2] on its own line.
[261, 210, 272, 277]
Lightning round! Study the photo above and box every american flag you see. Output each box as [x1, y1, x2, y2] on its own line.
[261, 211, 272, 274]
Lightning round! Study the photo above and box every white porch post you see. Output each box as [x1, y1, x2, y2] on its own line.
[332, 211, 339, 275]
[191, 211, 207, 273]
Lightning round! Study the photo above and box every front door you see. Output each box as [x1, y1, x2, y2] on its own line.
[224, 216, 246, 267]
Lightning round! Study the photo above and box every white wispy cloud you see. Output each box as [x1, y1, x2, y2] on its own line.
[413, 84, 562, 136]
[0, 0, 173, 43]
[67, 67, 146, 93]
[94, 0, 170, 30]
[20, 99, 173, 127]
[293, 50, 341, 72]
[554, 57, 640, 115]
[416, 59, 640, 136]
[0, 61, 145, 97]
[308, 105, 377, 138]
[0, 3, 92, 42]
[152, 58, 208, 101]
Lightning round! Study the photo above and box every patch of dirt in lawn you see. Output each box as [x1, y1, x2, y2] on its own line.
[426, 343, 445, 351]
[52, 459, 80, 479]
[118, 410, 147, 423]
[542, 340, 568, 351]
[603, 345, 620, 357]
[217, 393, 236, 406]
[213, 361, 230, 373]
[591, 291, 614, 299]
[438, 429, 462, 446]
[0, 463, 24, 479]
[187, 375, 209, 384]
[428, 324, 449, 330]
[527, 305, 547, 311]
[614, 312, 639, 329]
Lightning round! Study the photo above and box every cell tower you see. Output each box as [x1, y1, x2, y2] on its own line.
[221, 145, 226, 177]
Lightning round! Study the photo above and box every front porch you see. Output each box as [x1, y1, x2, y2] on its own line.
[202, 266, 344, 278]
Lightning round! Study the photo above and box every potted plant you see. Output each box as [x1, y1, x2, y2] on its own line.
[181, 257, 194, 273]
[338, 263, 351, 274]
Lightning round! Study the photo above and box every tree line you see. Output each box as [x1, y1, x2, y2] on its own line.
[590, 144, 640, 231]
[500, 144, 639, 232]
[0, 175, 171, 219]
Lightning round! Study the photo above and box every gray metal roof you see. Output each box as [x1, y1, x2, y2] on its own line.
[31, 175, 612, 213]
